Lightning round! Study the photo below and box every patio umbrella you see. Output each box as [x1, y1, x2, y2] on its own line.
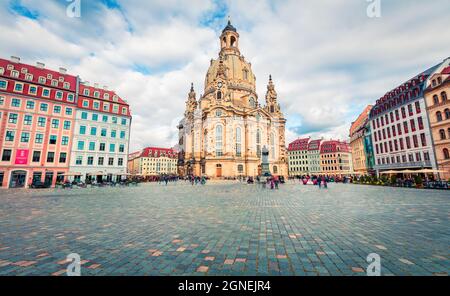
[380, 170, 400, 175]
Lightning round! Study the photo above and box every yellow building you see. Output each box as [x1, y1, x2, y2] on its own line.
[424, 61, 450, 180]
[177, 20, 287, 178]
[349, 105, 372, 175]
[128, 147, 178, 176]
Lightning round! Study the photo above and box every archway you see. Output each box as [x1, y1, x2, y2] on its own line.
[9, 170, 27, 188]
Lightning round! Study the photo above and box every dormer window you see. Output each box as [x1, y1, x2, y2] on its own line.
[83, 89, 90, 96]
[47, 74, 52, 79]
[25, 73, 33, 81]
[0, 67, 4, 74]
[437, 77, 442, 84]
[63, 82, 70, 89]
[51, 79, 58, 87]
[11, 70, 19, 78]
[113, 95, 118, 102]
[94, 91, 100, 98]
[7, 64, 13, 71]
[104, 93, 110, 100]
[21, 68, 27, 74]
[58, 76, 64, 82]
[432, 79, 436, 87]
[38, 76, 46, 84]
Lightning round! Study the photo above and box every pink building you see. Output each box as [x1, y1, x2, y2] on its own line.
[0, 57, 77, 188]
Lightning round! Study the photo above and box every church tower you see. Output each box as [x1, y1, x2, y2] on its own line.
[220, 19, 240, 56]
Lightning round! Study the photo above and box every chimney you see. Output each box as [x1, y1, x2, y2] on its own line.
[36, 62, 45, 69]
[59, 67, 67, 74]
[10, 56, 20, 63]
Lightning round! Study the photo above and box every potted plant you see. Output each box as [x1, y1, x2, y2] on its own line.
[414, 175, 423, 189]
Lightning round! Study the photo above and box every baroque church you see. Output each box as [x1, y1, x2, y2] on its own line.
[177, 20, 287, 178]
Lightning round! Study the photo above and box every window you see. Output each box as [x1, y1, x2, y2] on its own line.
[89, 142, 95, 151]
[112, 117, 117, 124]
[256, 129, 261, 158]
[20, 132, 30, 143]
[49, 135, 57, 145]
[67, 93, 74, 102]
[118, 158, 123, 166]
[35, 133, 44, 144]
[122, 107, 127, 115]
[53, 106, 61, 113]
[11, 98, 21, 107]
[102, 115, 108, 123]
[76, 156, 82, 165]
[401, 107, 406, 118]
[40, 103, 48, 112]
[410, 119, 416, 132]
[59, 153, 67, 163]
[403, 122, 409, 133]
[418, 117, 424, 130]
[99, 143, 106, 151]
[120, 131, 126, 139]
[407, 104, 413, 116]
[216, 125, 223, 157]
[51, 119, 59, 129]
[63, 121, 71, 130]
[439, 129, 446, 140]
[111, 130, 116, 138]
[108, 158, 114, 166]
[442, 92, 448, 102]
[81, 112, 88, 120]
[55, 91, 63, 100]
[14, 82, 24, 92]
[418, 134, 427, 148]
[90, 127, 97, 136]
[23, 115, 32, 125]
[103, 104, 109, 112]
[83, 89, 89, 96]
[445, 109, 450, 120]
[2, 149, 12, 161]
[117, 144, 124, 153]
[94, 91, 100, 98]
[62, 136, 69, 146]
[87, 156, 94, 165]
[8, 113, 18, 124]
[79, 126, 86, 135]
[47, 152, 55, 162]
[443, 148, 450, 160]
[77, 141, 85, 150]
[0, 79, 7, 90]
[110, 144, 115, 152]
[38, 76, 46, 84]
[98, 157, 104, 166]
[436, 111, 443, 122]
[405, 136, 411, 149]
[121, 118, 127, 125]
[26, 100, 35, 109]
[64, 82, 70, 89]
[0, 96, 4, 105]
[412, 135, 418, 148]
[92, 113, 98, 121]
[38, 117, 46, 127]
[51, 79, 58, 87]
[236, 127, 242, 157]
[270, 132, 275, 158]
[433, 95, 439, 105]
[101, 129, 107, 137]
[65, 107, 73, 115]
[32, 151, 41, 162]
[42, 88, 50, 97]
[93, 101, 100, 109]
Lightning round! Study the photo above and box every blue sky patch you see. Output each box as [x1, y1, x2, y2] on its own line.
[9, 0, 39, 19]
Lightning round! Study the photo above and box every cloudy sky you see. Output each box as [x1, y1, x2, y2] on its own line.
[1, 0, 449, 152]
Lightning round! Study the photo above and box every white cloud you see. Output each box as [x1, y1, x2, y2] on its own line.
[1, 0, 449, 150]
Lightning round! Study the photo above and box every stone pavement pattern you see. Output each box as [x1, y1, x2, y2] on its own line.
[0, 182, 448, 276]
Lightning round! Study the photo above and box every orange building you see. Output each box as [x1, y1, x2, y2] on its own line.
[320, 140, 353, 176]
[349, 105, 373, 174]
[424, 62, 450, 180]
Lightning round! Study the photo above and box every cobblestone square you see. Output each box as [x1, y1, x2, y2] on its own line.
[0, 182, 448, 276]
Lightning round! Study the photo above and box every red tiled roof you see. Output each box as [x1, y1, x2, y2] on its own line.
[441, 66, 450, 74]
[288, 138, 309, 151]
[320, 140, 351, 153]
[140, 147, 178, 159]
[0, 58, 77, 91]
[308, 139, 322, 151]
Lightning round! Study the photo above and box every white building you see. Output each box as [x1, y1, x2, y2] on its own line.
[69, 84, 131, 182]
[307, 139, 322, 174]
[369, 66, 439, 174]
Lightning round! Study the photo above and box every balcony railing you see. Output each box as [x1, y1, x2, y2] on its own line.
[374, 161, 432, 170]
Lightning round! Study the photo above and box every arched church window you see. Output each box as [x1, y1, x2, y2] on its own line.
[237, 164, 244, 173]
[236, 127, 242, 157]
[270, 105, 274, 113]
[256, 129, 261, 158]
[243, 69, 248, 80]
[217, 91, 222, 101]
[216, 109, 222, 117]
[216, 125, 223, 157]
[230, 36, 236, 47]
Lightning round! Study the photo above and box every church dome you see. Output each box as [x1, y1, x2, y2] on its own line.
[222, 20, 237, 33]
